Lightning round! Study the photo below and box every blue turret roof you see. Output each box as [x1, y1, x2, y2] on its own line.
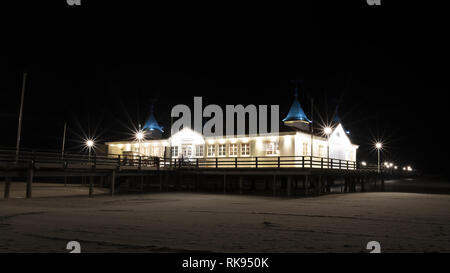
[142, 105, 164, 132]
[282, 88, 312, 123]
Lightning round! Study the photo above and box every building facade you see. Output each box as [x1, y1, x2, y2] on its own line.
[106, 92, 359, 165]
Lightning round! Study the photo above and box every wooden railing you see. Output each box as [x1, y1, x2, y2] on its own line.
[0, 149, 160, 169]
[159, 156, 360, 170]
[0, 148, 391, 172]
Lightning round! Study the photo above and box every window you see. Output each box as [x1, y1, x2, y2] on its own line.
[265, 141, 279, 155]
[181, 145, 192, 157]
[318, 145, 324, 157]
[153, 146, 161, 157]
[241, 143, 250, 156]
[195, 145, 204, 157]
[218, 144, 226, 157]
[171, 146, 179, 157]
[207, 145, 215, 157]
[229, 143, 238, 156]
[302, 143, 308, 156]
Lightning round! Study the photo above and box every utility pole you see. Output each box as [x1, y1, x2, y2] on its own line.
[61, 122, 67, 159]
[15, 72, 27, 162]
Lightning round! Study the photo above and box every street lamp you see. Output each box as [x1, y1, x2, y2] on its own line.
[86, 139, 94, 160]
[375, 142, 382, 173]
[135, 130, 145, 155]
[324, 127, 332, 168]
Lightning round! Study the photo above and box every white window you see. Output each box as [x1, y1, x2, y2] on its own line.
[241, 143, 250, 156]
[229, 143, 238, 156]
[181, 145, 192, 157]
[218, 144, 226, 157]
[302, 142, 308, 156]
[265, 142, 279, 155]
[195, 145, 204, 157]
[171, 146, 179, 157]
[318, 145, 324, 157]
[153, 146, 161, 157]
[207, 145, 215, 157]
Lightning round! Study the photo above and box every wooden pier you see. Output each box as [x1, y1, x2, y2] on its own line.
[0, 149, 413, 199]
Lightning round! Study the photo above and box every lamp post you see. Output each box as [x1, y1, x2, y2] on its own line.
[136, 130, 144, 155]
[86, 139, 94, 161]
[375, 142, 382, 173]
[324, 127, 332, 168]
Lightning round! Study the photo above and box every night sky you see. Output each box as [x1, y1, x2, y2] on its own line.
[1, 2, 448, 174]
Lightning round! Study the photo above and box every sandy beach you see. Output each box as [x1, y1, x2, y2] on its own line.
[1, 180, 449, 253]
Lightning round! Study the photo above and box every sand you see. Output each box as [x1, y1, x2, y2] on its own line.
[0, 182, 449, 253]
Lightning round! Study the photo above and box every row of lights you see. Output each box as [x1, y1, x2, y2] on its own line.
[360, 160, 413, 171]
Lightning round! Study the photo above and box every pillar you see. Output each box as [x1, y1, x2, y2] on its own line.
[239, 176, 244, 194]
[304, 175, 309, 195]
[4, 176, 11, 199]
[26, 167, 34, 199]
[287, 176, 292, 197]
[223, 175, 227, 194]
[110, 170, 116, 196]
[315, 176, 320, 196]
[89, 176, 94, 197]
[272, 175, 277, 196]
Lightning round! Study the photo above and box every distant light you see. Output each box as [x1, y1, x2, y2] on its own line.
[346, 130, 350, 134]
[86, 139, 94, 148]
[361, 161, 367, 166]
[389, 163, 394, 167]
[407, 166, 412, 171]
[402, 167, 406, 171]
[394, 166, 398, 170]
[324, 127, 332, 135]
[375, 142, 382, 149]
[136, 131, 145, 141]
[117, 144, 123, 149]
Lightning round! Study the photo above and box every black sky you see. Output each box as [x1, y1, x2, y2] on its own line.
[1, 2, 448, 174]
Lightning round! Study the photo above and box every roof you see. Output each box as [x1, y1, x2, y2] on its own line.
[282, 88, 312, 123]
[142, 106, 164, 132]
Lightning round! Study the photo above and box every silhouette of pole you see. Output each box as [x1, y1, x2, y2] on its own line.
[15, 72, 27, 163]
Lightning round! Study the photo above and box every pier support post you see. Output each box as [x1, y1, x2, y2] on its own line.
[89, 176, 94, 197]
[140, 175, 144, 192]
[272, 175, 277, 196]
[64, 176, 67, 187]
[159, 172, 163, 192]
[361, 177, 366, 192]
[110, 170, 116, 196]
[26, 167, 34, 199]
[287, 176, 292, 197]
[381, 175, 385, 191]
[304, 176, 309, 195]
[223, 175, 227, 194]
[315, 176, 320, 196]
[4, 176, 11, 199]
[239, 176, 244, 194]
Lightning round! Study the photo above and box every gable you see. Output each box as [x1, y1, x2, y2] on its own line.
[170, 127, 205, 145]
[329, 123, 352, 146]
